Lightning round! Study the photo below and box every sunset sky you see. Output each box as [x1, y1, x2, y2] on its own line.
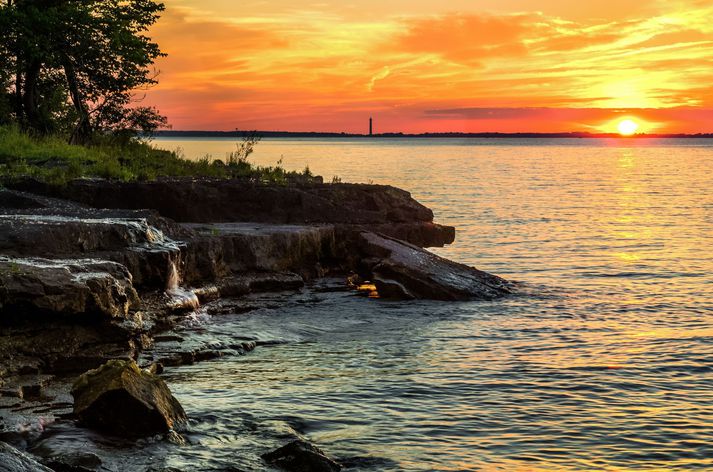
[144, 0, 713, 133]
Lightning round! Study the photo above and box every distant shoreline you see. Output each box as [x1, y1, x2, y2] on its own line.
[154, 130, 713, 139]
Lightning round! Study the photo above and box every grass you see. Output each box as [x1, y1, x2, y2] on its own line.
[0, 126, 318, 185]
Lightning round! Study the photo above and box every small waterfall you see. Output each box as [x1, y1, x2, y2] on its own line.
[166, 258, 200, 311]
[167, 259, 180, 291]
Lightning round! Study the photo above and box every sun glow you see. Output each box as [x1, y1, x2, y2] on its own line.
[618, 119, 639, 136]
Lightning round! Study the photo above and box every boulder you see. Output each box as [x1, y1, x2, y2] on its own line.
[262, 440, 341, 472]
[359, 232, 511, 301]
[0, 441, 53, 472]
[0, 257, 139, 322]
[71, 360, 186, 437]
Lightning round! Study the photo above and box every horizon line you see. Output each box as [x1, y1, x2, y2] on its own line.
[154, 130, 713, 138]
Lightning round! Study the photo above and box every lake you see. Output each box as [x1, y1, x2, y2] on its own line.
[146, 137, 713, 470]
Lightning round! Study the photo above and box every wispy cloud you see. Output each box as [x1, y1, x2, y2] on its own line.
[367, 67, 391, 92]
[143, 1, 713, 132]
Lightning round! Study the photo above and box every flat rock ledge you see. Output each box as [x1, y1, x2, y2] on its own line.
[0, 256, 139, 321]
[8, 178, 456, 248]
[359, 232, 512, 301]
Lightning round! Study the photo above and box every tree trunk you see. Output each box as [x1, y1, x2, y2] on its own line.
[14, 66, 24, 124]
[21, 59, 43, 134]
[62, 55, 91, 144]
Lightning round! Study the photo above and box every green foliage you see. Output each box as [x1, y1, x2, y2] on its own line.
[0, 126, 320, 185]
[228, 132, 261, 165]
[0, 0, 167, 141]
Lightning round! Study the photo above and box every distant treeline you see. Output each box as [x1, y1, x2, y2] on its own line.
[155, 130, 713, 139]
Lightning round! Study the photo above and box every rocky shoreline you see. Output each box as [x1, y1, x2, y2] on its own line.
[0, 178, 511, 471]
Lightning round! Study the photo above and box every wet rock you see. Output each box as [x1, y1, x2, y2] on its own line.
[218, 272, 304, 297]
[0, 431, 28, 450]
[192, 286, 219, 303]
[42, 451, 102, 472]
[143, 362, 164, 375]
[0, 375, 54, 400]
[150, 339, 257, 368]
[0, 441, 53, 472]
[359, 232, 511, 301]
[0, 214, 172, 259]
[0, 257, 139, 322]
[0, 213, 184, 289]
[71, 360, 186, 437]
[262, 439, 341, 472]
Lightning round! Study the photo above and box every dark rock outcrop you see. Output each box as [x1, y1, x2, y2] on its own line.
[0, 212, 184, 290]
[359, 232, 511, 301]
[262, 440, 341, 472]
[217, 272, 305, 296]
[11, 178, 431, 223]
[182, 223, 336, 282]
[0, 257, 139, 322]
[0, 441, 53, 472]
[8, 179, 454, 248]
[338, 221, 454, 249]
[71, 359, 186, 437]
[42, 451, 103, 472]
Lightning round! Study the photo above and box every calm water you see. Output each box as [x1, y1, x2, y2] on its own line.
[148, 138, 713, 470]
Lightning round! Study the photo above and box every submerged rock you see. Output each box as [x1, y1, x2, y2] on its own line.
[0, 257, 139, 322]
[359, 232, 511, 300]
[71, 360, 186, 437]
[0, 441, 53, 472]
[262, 439, 341, 472]
[42, 451, 103, 472]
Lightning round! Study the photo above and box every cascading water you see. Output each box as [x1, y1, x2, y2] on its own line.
[166, 257, 200, 311]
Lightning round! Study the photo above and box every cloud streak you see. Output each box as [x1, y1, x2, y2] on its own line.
[142, 1, 713, 133]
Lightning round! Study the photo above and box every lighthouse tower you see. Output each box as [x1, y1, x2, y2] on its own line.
[369, 117, 373, 136]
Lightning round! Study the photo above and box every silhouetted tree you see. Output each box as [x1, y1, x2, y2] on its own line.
[0, 0, 167, 142]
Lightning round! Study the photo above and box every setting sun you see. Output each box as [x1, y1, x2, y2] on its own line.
[618, 119, 639, 136]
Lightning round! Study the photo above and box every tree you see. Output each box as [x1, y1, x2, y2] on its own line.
[0, 0, 167, 142]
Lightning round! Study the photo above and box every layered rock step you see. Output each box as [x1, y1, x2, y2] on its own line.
[0, 214, 181, 288]
[9, 178, 455, 248]
[0, 257, 139, 321]
[358, 232, 512, 301]
[182, 223, 336, 281]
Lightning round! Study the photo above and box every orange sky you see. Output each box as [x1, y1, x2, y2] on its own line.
[143, 0, 713, 133]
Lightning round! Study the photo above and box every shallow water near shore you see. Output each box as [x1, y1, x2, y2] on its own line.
[114, 138, 713, 470]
